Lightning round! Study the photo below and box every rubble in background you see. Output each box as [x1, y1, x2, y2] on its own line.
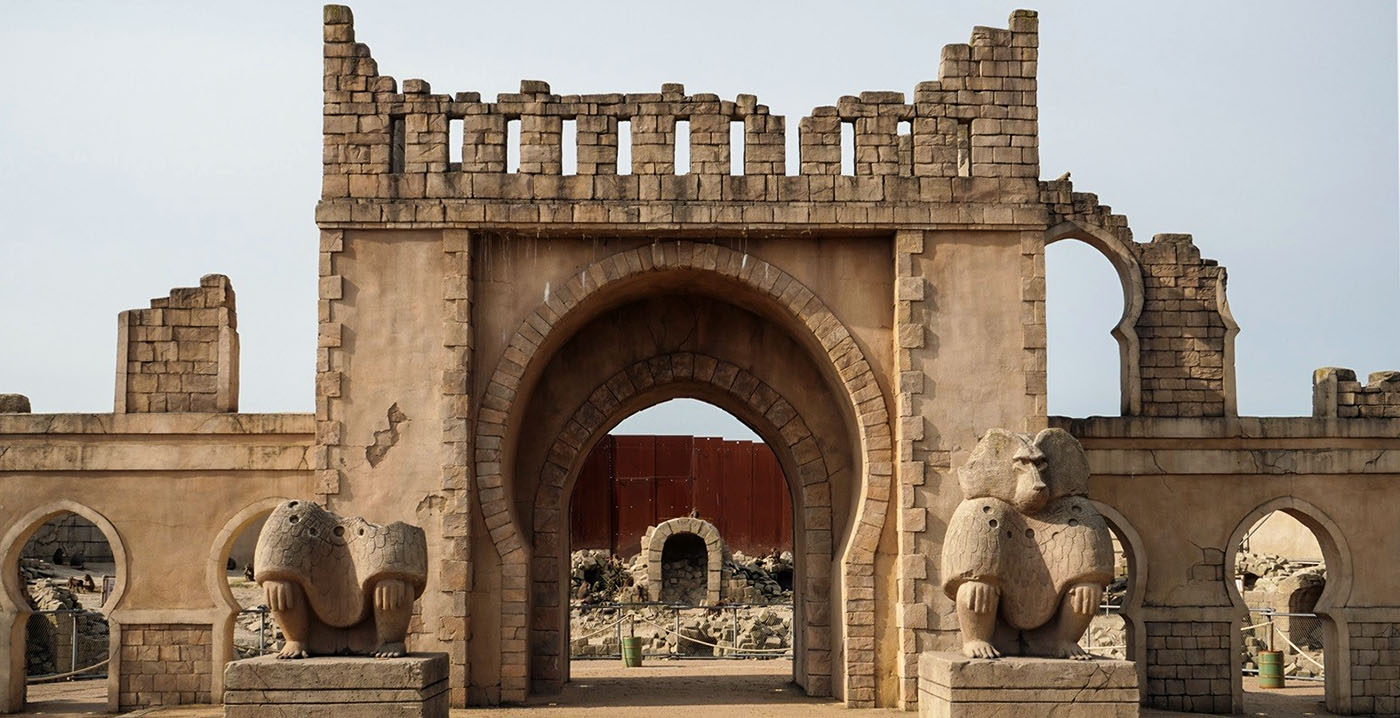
[1238, 551, 1327, 679]
[569, 549, 794, 658]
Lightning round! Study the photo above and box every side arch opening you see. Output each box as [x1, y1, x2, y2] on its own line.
[1, 502, 128, 714]
[1045, 222, 1145, 416]
[1225, 498, 1351, 715]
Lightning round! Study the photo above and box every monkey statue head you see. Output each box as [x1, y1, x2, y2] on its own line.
[958, 428, 1050, 514]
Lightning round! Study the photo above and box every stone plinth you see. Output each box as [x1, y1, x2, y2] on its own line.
[223, 654, 448, 718]
[919, 652, 1139, 718]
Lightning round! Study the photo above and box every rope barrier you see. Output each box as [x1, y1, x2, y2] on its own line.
[1270, 627, 1326, 671]
[27, 658, 109, 684]
[632, 616, 793, 654]
[573, 616, 626, 641]
[1242, 614, 1326, 675]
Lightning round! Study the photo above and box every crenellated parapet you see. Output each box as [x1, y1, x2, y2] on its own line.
[317, 5, 1042, 225]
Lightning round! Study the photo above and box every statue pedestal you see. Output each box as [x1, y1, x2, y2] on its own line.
[224, 653, 448, 717]
[918, 652, 1139, 717]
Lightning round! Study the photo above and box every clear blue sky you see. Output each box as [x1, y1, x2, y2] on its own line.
[1, 1, 1395, 431]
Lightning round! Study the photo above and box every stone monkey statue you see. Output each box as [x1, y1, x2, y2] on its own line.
[254, 500, 428, 658]
[941, 428, 1113, 659]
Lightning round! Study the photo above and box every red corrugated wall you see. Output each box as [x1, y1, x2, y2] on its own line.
[569, 435, 793, 557]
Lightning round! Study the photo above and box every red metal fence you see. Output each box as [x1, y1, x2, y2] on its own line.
[570, 435, 793, 557]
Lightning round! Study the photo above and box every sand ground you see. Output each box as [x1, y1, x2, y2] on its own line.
[18, 659, 1333, 717]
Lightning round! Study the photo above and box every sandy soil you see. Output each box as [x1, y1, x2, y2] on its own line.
[16, 679, 107, 716]
[17, 661, 1333, 717]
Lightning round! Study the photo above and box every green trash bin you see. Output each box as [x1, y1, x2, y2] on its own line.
[621, 636, 643, 667]
[1257, 650, 1285, 689]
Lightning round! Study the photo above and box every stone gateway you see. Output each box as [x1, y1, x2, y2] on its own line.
[1, 4, 1399, 716]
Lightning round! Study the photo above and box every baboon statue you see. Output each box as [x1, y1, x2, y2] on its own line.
[254, 500, 428, 659]
[941, 428, 1113, 660]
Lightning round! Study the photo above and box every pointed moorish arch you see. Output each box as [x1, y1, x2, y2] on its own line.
[0, 501, 128, 713]
[205, 497, 290, 700]
[1223, 497, 1353, 715]
[528, 352, 838, 694]
[1045, 221, 1146, 416]
[1091, 500, 1149, 701]
[473, 240, 893, 704]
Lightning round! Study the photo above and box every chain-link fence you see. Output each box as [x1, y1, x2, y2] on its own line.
[1241, 608, 1325, 681]
[571, 602, 793, 659]
[25, 609, 108, 683]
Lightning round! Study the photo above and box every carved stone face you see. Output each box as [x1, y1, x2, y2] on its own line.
[1009, 440, 1050, 514]
[959, 428, 1052, 515]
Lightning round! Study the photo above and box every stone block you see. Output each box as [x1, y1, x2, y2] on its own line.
[224, 654, 448, 718]
[918, 652, 1138, 717]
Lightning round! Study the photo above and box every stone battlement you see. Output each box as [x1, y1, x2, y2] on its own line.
[1313, 367, 1400, 418]
[318, 5, 1041, 223]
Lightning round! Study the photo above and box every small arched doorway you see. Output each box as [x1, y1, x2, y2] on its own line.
[1, 502, 127, 714]
[207, 498, 288, 698]
[1225, 499, 1351, 715]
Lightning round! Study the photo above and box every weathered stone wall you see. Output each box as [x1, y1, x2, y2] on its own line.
[1313, 367, 1400, 418]
[115, 274, 239, 413]
[117, 624, 212, 708]
[1059, 414, 1400, 715]
[0, 413, 314, 713]
[20, 514, 114, 563]
[1042, 182, 1237, 418]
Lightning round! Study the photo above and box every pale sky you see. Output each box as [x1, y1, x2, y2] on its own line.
[1, 2, 1395, 434]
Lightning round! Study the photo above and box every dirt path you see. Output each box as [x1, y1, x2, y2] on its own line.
[16, 660, 1334, 717]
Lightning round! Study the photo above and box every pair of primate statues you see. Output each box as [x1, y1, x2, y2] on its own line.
[252, 428, 1110, 661]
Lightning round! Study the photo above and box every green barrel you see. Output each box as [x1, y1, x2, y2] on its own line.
[1257, 650, 1285, 688]
[621, 636, 643, 667]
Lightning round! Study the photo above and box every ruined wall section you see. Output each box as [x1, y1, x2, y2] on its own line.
[317, 5, 1043, 228]
[115, 274, 239, 413]
[1042, 180, 1237, 418]
[1313, 367, 1400, 418]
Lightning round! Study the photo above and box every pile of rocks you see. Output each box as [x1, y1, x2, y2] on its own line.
[570, 550, 636, 604]
[659, 555, 707, 605]
[724, 551, 793, 603]
[1236, 551, 1326, 592]
[570, 604, 793, 658]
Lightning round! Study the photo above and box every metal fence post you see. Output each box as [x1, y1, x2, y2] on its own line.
[731, 606, 738, 658]
[70, 612, 78, 673]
